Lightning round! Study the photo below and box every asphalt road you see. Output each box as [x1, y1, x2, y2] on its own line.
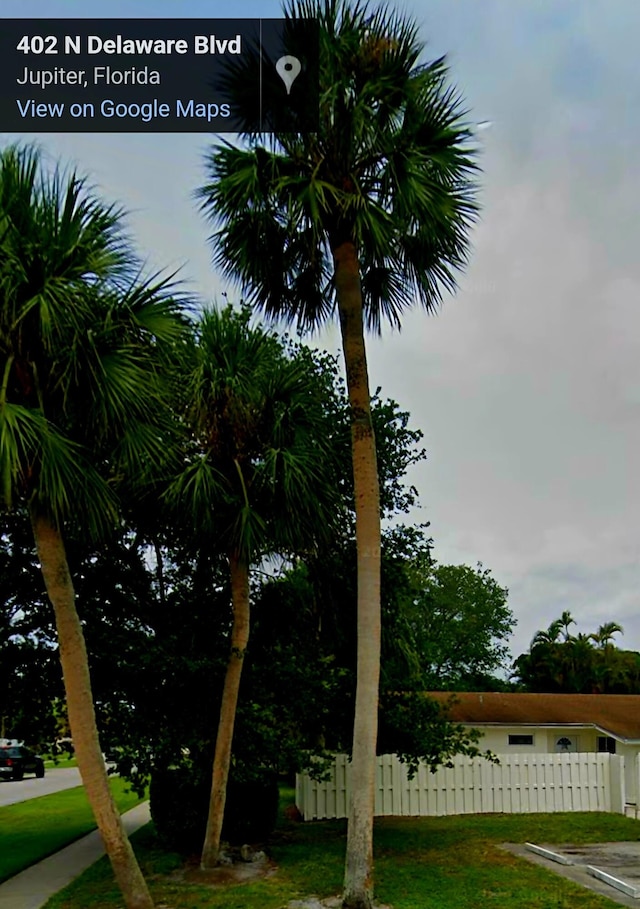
[0, 767, 83, 807]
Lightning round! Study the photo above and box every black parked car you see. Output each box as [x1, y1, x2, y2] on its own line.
[0, 745, 45, 781]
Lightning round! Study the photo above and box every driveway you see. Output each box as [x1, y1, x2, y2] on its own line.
[0, 767, 82, 807]
[503, 841, 640, 908]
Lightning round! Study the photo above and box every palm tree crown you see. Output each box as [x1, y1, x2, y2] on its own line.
[199, 0, 479, 334]
[168, 306, 337, 560]
[0, 144, 184, 532]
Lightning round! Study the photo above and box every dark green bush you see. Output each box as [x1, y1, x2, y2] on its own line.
[222, 775, 280, 843]
[149, 766, 209, 854]
[149, 766, 280, 854]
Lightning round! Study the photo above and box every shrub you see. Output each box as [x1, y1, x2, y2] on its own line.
[149, 766, 280, 854]
[149, 766, 209, 854]
[222, 775, 280, 843]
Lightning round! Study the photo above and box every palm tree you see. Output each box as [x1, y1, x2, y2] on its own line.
[559, 610, 576, 642]
[531, 619, 563, 647]
[589, 622, 624, 692]
[0, 144, 184, 909]
[167, 306, 337, 868]
[197, 3, 479, 904]
[590, 621, 624, 649]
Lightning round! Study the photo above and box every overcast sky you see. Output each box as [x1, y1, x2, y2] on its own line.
[3, 0, 639, 665]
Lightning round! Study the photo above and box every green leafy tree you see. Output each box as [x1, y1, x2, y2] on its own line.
[395, 560, 513, 690]
[198, 1, 479, 902]
[0, 511, 62, 744]
[0, 144, 184, 909]
[167, 306, 338, 868]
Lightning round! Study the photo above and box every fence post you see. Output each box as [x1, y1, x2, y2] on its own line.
[295, 772, 305, 819]
[609, 755, 626, 814]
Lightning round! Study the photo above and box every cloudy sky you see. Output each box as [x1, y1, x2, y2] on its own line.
[3, 0, 639, 665]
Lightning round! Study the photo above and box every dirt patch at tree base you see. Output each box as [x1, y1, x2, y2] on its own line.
[167, 850, 278, 887]
[287, 898, 393, 909]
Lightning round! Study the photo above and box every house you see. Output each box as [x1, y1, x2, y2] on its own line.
[429, 691, 640, 808]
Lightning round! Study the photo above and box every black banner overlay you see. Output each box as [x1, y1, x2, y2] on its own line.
[0, 18, 319, 132]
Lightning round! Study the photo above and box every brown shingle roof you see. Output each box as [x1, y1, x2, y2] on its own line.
[427, 692, 640, 741]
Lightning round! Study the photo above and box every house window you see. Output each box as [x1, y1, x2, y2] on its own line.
[508, 734, 534, 746]
[597, 736, 616, 754]
[555, 736, 577, 753]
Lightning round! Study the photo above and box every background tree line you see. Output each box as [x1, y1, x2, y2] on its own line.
[512, 611, 640, 694]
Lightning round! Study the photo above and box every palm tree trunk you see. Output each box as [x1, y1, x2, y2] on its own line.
[29, 508, 154, 909]
[201, 549, 250, 869]
[334, 240, 381, 909]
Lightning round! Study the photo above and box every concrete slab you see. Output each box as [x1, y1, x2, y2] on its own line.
[0, 801, 150, 909]
[503, 841, 640, 909]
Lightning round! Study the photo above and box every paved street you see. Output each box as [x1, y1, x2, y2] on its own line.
[0, 767, 82, 807]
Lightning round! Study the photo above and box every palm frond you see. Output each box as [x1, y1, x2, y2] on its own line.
[0, 401, 118, 534]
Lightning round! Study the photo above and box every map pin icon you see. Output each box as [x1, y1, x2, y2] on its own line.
[276, 55, 302, 95]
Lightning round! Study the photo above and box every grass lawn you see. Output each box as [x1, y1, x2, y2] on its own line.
[0, 778, 143, 884]
[43, 756, 78, 769]
[43, 788, 639, 909]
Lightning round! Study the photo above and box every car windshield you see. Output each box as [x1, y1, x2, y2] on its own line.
[1, 748, 21, 757]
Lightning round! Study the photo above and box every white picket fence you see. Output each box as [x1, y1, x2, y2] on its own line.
[296, 753, 628, 820]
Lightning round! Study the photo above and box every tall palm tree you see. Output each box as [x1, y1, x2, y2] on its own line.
[167, 306, 337, 868]
[198, 3, 479, 905]
[0, 144, 184, 909]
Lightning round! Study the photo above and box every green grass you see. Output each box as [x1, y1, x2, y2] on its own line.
[43, 756, 78, 769]
[0, 778, 143, 884]
[43, 789, 640, 909]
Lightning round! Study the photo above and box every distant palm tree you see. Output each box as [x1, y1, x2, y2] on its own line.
[197, 2, 479, 903]
[531, 619, 563, 647]
[0, 144, 184, 909]
[167, 307, 337, 868]
[589, 622, 624, 692]
[559, 610, 576, 641]
[590, 621, 624, 649]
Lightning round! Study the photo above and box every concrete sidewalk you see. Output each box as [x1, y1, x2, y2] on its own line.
[0, 801, 151, 909]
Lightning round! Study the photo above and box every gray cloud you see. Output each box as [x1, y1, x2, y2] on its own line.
[367, 0, 640, 660]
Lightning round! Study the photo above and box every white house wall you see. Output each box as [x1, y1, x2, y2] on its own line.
[468, 725, 593, 753]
